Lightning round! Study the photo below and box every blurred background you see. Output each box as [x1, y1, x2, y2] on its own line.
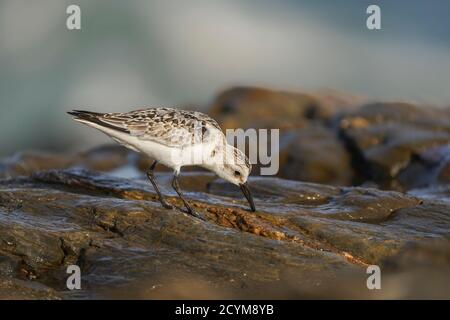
[1, 0, 450, 156]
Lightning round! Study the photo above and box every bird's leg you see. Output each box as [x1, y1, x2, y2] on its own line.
[146, 160, 173, 209]
[171, 171, 203, 220]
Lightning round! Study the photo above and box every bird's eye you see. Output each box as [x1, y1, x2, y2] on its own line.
[234, 171, 241, 177]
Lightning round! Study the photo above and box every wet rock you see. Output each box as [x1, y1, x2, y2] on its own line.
[208, 87, 367, 130]
[287, 239, 450, 299]
[0, 162, 448, 298]
[0, 151, 73, 179]
[312, 88, 367, 115]
[0, 145, 133, 179]
[76, 145, 133, 172]
[382, 239, 450, 271]
[1, 95, 450, 298]
[338, 102, 450, 190]
[397, 144, 450, 188]
[278, 126, 353, 185]
[208, 87, 358, 185]
[208, 176, 446, 268]
[208, 88, 450, 189]
[208, 86, 327, 130]
[0, 276, 61, 299]
[0, 169, 357, 298]
[408, 184, 450, 205]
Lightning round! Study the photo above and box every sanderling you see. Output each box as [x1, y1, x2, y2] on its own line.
[68, 107, 255, 218]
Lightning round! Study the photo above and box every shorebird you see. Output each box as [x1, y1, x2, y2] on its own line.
[68, 108, 255, 219]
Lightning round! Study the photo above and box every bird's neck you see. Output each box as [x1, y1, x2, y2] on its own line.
[199, 142, 229, 173]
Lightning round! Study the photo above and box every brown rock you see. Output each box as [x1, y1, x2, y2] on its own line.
[278, 125, 353, 185]
[338, 102, 450, 189]
[208, 86, 326, 130]
[0, 157, 448, 299]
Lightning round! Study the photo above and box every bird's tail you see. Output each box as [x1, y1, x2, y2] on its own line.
[67, 110, 129, 133]
[67, 110, 104, 121]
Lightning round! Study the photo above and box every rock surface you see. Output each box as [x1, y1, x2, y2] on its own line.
[277, 126, 353, 185]
[209, 87, 450, 189]
[337, 102, 450, 190]
[0, 87, 449, 299]
[0, 150, 449, 298]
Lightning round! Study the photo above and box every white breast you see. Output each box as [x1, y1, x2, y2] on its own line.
[75, 119, 217, 172]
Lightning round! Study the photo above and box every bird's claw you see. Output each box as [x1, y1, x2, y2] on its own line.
[161, 201, 173, 209]
[186, 208, 205, 221]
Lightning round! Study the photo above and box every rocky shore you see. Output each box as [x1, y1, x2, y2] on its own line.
[0, 87, 449, 299]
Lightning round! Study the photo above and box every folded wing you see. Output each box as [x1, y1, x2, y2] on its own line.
[68, 108, 223, 148]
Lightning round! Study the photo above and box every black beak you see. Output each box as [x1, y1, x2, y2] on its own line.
[239, 182, 256, 212]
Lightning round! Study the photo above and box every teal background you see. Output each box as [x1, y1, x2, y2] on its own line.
[1, 0, 449, 155]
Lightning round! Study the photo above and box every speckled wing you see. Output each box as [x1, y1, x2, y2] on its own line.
[98, 108, 224, 147]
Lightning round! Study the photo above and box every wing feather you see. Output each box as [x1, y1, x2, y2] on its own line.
[97, 108, 223, 147]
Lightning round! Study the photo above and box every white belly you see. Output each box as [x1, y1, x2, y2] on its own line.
[78, 120, 214, 172]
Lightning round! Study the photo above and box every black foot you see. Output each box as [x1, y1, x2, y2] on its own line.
[161, 201, 173, 210]
[185, 208, 205, 221]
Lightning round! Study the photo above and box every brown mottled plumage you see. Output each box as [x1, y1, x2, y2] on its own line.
[68, 107, 255, 217]
[70, 107, 222, 147]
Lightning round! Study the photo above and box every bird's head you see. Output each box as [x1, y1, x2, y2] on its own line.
[211, 143, 255, 211]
